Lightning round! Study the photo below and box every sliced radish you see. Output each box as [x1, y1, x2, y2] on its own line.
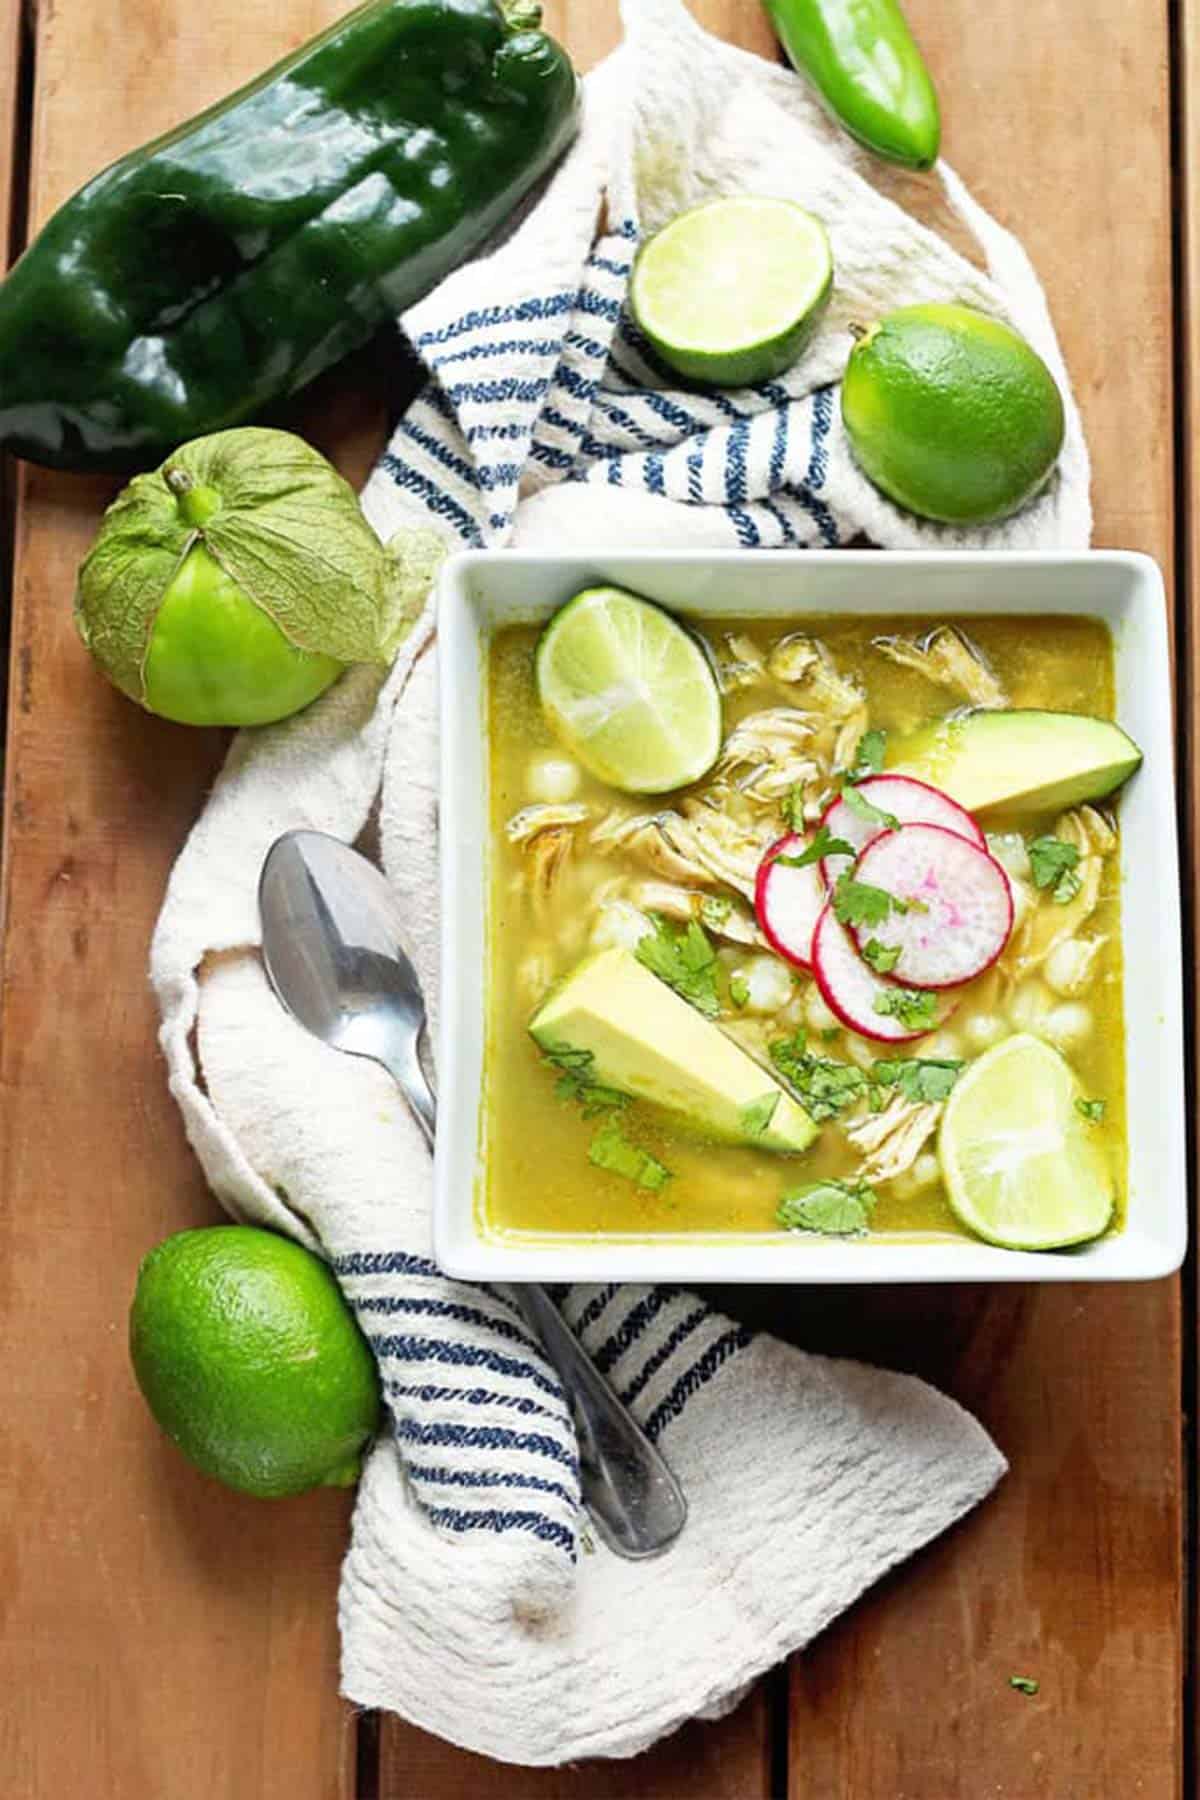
[849, 824, 1014, 990]
[755, 834, 825, 971]
[818, 775, 986, 891]
[811, 903, 957, 1044]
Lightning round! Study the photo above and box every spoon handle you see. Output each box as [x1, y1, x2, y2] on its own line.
[509, 1284, 688, 1559]
[383, 1053, 686, 1558]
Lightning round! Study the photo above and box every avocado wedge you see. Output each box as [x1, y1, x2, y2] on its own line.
[530, 947, 818, 1153]
[888, 708, 1142, 816]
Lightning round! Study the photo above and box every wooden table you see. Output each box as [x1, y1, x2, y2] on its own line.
[0, 1, 1190, 1794]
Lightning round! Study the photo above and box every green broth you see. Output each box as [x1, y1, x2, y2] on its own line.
[482, 614, 1126, 1243]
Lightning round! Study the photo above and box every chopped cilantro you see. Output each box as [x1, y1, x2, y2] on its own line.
[778, 1177, 878, 1237]
[833, 875, 907, 930]
[635, 915, 720, 1018]
[1029, 835, 1083, 904]
[729, 973, 751, 1009]
[782, 783, 808, 833]
[741, 1093, 781, 1137]
[539, 1042, 630, 1118]
[769, 1028, 868, 1120]
[588, 1119, 672, 1192]
[1008, 1676, 1039, 1697]
[1075, 1096, 1106, 1122]
[841, 783, 900, 831]
[862, 937, 901, 974]
[777, 823, 856, 869]
[872, 1056, 963, 1104]
[700, 894, 732, 930]
[821, 1027, 841, 1044]
[847, 728, 887, 782]
[873, 986, 938, 1031]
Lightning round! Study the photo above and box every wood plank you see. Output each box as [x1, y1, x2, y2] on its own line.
[782, 0, 1183, 1793]
[0, 6, 387, 1797]
[0, 0, 19, 257]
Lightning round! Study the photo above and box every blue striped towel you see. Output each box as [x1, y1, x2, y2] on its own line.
[155, 0, 1089, 1764]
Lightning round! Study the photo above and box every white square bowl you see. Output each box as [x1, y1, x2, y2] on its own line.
[436, 549, 1185, 1284]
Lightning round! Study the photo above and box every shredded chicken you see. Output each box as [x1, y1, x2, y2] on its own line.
[505, 801, 589, 844]
[1010, 804, 1116, 973]
[669, 800, 778, 900]
[526, 829, 574, 919]
[627, 880, 766, 946]
[844, 1092, 943, 1185]
[590, 810, 723, 888]
[718, 633, 772, 694]
[873, 625, 1009, 710]
[715, 708, 824, 804]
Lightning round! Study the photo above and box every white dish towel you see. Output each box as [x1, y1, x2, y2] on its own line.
[151, 0, 1089, 1765]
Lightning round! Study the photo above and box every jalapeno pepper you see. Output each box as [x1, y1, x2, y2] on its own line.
[763, 0, 940, 170]
[0, 0, 579, 471]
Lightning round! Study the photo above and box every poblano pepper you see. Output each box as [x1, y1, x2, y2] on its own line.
[0, 0, 578, 471]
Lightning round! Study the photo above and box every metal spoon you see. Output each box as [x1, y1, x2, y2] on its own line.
[257, 829, 687, 1560]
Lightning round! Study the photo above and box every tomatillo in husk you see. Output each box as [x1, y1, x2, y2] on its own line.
[75, 427, 442, 726]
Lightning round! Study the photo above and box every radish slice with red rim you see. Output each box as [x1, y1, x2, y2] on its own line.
[755, 834, 825, 971]
[811, 903, 957, 1044]
[818, 774, 986, 891]
[849, 823, 1014, 990]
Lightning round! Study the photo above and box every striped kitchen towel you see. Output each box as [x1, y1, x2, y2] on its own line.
[151, 0, 1091, 1764]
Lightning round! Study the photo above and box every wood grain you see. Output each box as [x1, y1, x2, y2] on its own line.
[0, 5, 382, 1798]
[782, 0, 1183, 1792]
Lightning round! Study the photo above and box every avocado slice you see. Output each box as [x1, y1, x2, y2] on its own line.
[529, 947, 818, 1154]
[887, 708, 1142, 816]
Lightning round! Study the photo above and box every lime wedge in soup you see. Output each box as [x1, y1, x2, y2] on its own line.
[938, 1033, 1115, 1250]
[630, 196, 833, 387]
[536, 586, 722, 794]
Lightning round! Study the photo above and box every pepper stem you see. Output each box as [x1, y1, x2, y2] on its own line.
[501, 0, 542, 31]
[164, 464, 222, 529]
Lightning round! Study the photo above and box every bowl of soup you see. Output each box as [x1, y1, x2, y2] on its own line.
[435, 549, 1185, 1284]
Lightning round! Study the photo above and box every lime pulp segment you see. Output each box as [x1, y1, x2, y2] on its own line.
[630, 197, 833, 385]
[937, 1033, 1115, 1250]
[535, 586, 722, 794]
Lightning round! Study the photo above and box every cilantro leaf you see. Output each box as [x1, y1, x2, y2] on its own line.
[539, 1041, 630, 1118]
[740, 1093, 781, 1137]
[873, 986, 938, 1031]
[776, 823, 857, 869]
[1075, 1096, 1106, 1122]
[841, 783, 900, 831]
[700, 894, 732, 930]
[782, 783, 808, 833]
[1008, 1676, 1039, 1698]
[872, 1056, 963, 1103]
[862, 937, 901, 974]
[833, 875, 905, 930]
[769, 1029, 868, 1120]
[1029, 835, 1083, 904]
[847, 728, 887, 783]
[729, 973, 750, 1009]
[635, 915, 720, 1018]
[588, 1119, 672, 1192]
[778, 1177, 878, 1237]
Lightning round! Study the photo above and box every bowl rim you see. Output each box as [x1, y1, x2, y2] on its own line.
[435, 546, 1186, 1286]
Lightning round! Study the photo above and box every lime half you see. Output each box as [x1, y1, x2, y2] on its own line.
[630, 197, 834, 387]
[938, 1034, 1115, 1250]
[536, 586, 722, 794]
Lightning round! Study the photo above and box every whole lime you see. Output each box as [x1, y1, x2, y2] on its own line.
[841, 302, 1065, 524]
[129, 1225, 380, 1498]
[75, 427, 442, 727]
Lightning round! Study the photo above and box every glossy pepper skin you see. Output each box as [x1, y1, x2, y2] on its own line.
[0, 0, 579, 471]
[763, 0, 940, 170]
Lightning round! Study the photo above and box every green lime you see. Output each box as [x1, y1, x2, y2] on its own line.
[938, 1034, 1115, 1250]
[841, 302, 1065, 524]
[129, 1225, 380, 1498]
[630, 197, 834, 387]
[536, 586, 722, 794]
